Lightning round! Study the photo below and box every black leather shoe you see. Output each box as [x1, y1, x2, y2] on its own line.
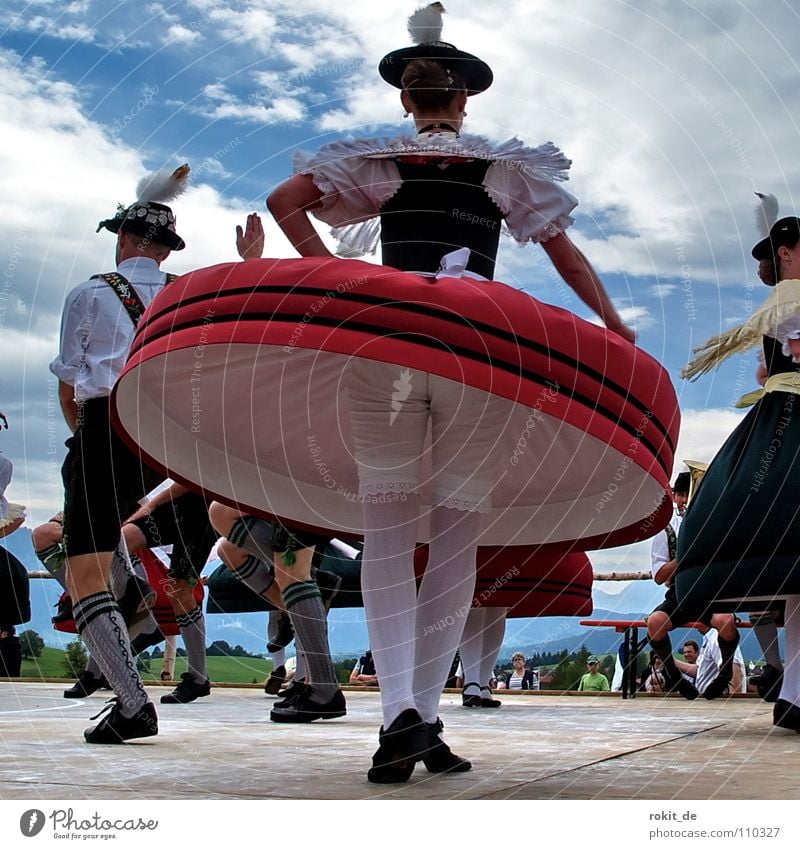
[84, 700, 158, 744]
[664, 667, 698, 700]
[63, 671, 109, 699]
[480, 687, 502, 708]
[773, 699, 800, 732]
[274, 679, 307, 708]
[160, 673, 211, 704]
[752, 664, 783, 703]
[702, 674, 731, 700]
[270, 688, 346, 723]
[422, 718, 471, 774]
[267, 614, 294, 653]
[367, 709, 428, 784]
[264, 665, 287, 695]
[462, 683, 483, 707]
[316, 570, 343, 611]
[116, 575, 157, 629]
[130, 627, 165, 656]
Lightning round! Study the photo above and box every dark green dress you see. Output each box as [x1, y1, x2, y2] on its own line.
[676, 336, 800, 611]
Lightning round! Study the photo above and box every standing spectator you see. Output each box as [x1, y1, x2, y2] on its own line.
[578, 656, 610, 691]
[0, 625, 22, 677]
[506, 652, 535, 690]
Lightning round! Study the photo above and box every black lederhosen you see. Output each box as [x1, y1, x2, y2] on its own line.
[131, 492, 217, 584]
[652, 585, 713, 628]
[62, 398, 160, 557]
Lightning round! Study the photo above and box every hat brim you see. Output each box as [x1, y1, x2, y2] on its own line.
[98, 216, 185, 251]
[751, 235, 771, 261]
[379, 45, 493, 95]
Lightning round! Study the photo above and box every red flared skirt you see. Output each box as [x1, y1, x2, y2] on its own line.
[113, 257, 678, 548]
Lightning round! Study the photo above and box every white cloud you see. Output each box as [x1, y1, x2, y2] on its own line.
[196, 82, 306, 125]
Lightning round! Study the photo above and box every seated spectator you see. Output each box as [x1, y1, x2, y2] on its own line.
[349, 649, 378, 686]
[640, 652, 666, 692]
[675, 627, 746, 698]
[578, 656, 610, 691]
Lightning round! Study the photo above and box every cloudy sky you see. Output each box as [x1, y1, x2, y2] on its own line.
[1, 0, 798, 579]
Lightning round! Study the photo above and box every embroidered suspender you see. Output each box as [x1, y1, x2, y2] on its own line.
[91, 272, 177, 326]
[664, 523, 677, 562]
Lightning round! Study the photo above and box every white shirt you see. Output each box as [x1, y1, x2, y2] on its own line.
[0, 452, 25, 526]
[694, 629, 747, 694]
[650, 513, 682, 580]
[50, 257, 168, 401]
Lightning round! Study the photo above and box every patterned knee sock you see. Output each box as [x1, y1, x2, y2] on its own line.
[231, 554, 274, 597]
[228, 517, 274, 564]
[72, 591, 148, 718]
[283, 581, 337, 703]
[176, 606, 207, 683]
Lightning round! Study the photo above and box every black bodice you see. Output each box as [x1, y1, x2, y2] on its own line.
[379, 158, 503, 280]
[763, 334, 800, 377]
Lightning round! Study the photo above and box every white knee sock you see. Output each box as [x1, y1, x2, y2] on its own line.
[779, 595, 800, 708]
[478, 607, 508, 689]
[413, 506, 480, 723]
[460, 607, 488, 695]
[361, 495, 420, 728]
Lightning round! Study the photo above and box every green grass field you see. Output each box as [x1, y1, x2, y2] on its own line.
[18, 647, 276, 684]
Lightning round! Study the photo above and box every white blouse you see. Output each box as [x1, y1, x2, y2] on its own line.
[294, 131, 578, 258]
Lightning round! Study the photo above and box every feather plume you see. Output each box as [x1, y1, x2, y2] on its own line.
[754, 191, 779, 238]
[407, 3, 445, 45]
[135, 163, 191, 204]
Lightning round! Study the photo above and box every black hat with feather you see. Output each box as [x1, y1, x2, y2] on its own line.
[379, 3, 493, 96]
[96, 164, 190, 251]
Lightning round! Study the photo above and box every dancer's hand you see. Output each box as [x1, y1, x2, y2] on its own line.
[237, 213, 265, 260]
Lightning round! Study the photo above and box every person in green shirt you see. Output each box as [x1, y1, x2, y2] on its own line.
[578, 657, 610, 691]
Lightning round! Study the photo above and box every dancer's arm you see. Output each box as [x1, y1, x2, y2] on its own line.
[541, 233, 636, 343]
[267, 175, 334, 258]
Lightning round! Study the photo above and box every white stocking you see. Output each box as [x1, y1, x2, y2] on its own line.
[413, 506, 481, 723]
[361, 495, 420, 727]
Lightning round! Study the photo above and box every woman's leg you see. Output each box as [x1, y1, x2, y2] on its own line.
[413, 505, 481, 724]
[361, 494, 421, 728]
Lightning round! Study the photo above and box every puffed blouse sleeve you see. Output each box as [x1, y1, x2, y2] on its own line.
[293, 146, 402, 256]
[483, 146, 578, 244]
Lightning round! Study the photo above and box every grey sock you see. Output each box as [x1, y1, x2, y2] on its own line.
[228, 516, 274, 563]
[109, 539, 134, 599]
[294, 633, 306, 681]
[230, 554, 274, 597]
[283, 581, 337, 702]
[177, 606, 207, 683]
[72, 591, 148, 718]
[38, 544, 67, 588]
[754, 622, 783, 670]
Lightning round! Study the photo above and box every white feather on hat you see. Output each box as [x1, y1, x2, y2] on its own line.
[407, 3, 445, 45]
[135, 163, 191, 205]
[755, 191, 779, 238]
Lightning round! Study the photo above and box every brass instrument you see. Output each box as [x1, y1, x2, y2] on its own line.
[683, 459, 709, 504]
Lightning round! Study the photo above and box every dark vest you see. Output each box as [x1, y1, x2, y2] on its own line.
[380, 158, 503, 280]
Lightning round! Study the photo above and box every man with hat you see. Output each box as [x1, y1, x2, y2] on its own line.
[646, 470, 740, 700]
[50, 166, 263, 742]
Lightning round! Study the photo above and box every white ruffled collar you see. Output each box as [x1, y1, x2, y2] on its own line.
[294, 132, 572, 182]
